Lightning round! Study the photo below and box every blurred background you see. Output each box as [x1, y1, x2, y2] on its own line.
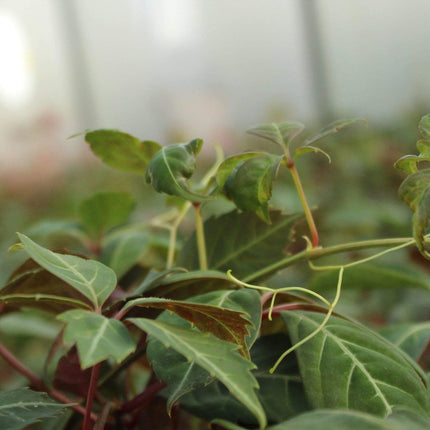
[1, 0, 430, 269]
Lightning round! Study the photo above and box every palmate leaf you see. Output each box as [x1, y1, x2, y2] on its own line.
[84, 129, 161, 174]
[177, 210, 301, 280]
[247, 121, 304, 149]
[124, 295, 253, 358]
[145, 139, 212, 203]
[145, 289, 261, 413]
[379, 322, 430, 361]
[281, 311, 430, 419]
[398, 169, 430, 259]
[0, 260, 93, 313]
[222, 154, 283, 223]
[78, 191, 135, 237]
[129, 318, 267, 429]
[17, 234, 117, 309]
[0, 388, 69, 430]
[58, 309, 136, 369]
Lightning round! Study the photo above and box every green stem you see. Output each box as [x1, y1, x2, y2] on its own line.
[244, 236, 417, 282]
[166, 202, 191, 269]
[287, 161, 319, 247]
[193, 203, 208, 270]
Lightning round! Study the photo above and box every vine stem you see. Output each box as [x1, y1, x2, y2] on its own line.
[0, 342, 97, 421]
[193, 203, 208, 270]
[83, 363, 102, 430]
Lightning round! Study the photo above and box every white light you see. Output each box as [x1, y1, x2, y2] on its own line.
[0, 11, 33, 107]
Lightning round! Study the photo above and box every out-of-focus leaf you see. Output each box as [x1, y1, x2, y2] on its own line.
[0, 388, 70, 430]
[0, 312, 61, 339]
[294, 146, 331, 163]
[302, 118, 366, 147]
[124, 296, 253, 357]
[395, 155, 422, 174]
[78, 191, 135, 237]
[58, 309, 136, 369]
[25, 220, 87, 243]
[398, 169, 430, 259]
[418, 114, 430, 140]
[417, 139, 430, 157]
[222, 154, 283, 223]
[264, 409, 430, 430]
[379, 322, 430, 361]
[247, 121, 304, 149]
[129, 318, 267, 429]
[100, 231, 150, 278]
[17, 234, 117, 309]
[84, 129, 161, 174]
[145, 139, 211, 202]
[177, 210, 301, 280]
[281, 311, 430, 419]
[130, 268, 188, 297]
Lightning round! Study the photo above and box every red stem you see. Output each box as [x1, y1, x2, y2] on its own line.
[83, 363, 102, 430]
[0, 342, 97, 421]
[121, 381, 167, 414]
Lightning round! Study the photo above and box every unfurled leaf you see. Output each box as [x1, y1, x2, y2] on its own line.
[145, 139, 211, 202]
[302, 118, 366, 147]
[294, 145, 331, 163]
[129, 318, 267, 429]
[216, 152, 262, 189]
[177, 210, 301, 280]
[264, 409, 430, 430]
[78, 191, 135, 237]
[0, 388, 69, 430]
[379, 322, 430, 361]
[58, 309, 136, 369]
[17, 234, 117, 309]
[100, 231, 150, 278]
[281, 311, 430, 419]
[247, 121, 304, 149]
[84, 129, 161, 174]
[124, 296, 253, 357]
[398, 169, 430, 259]
[222, 154, 283, 223]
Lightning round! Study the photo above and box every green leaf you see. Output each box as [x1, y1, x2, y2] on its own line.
[294, 145, 331, 163]
[145, 139, 212, 202]
[265, 409, 430, 430]
[222, 154, 283, 223]
[0, 260, 93, 313]
[177, 210, 301, 280]
[100, 231, 150, 278]
[124, 295, 254, 357]
[247, 121, 304, 149]
[281, 311, 430, 419]
[417, 139, 430, 157]
[302, 118, 366, 147]
[0, 388, 70, 430]
[84, 129, 161, 174]
[17, 234, 117, 309]
[129, 318, 267, 429]
[216, 152, 263, 189]
[58, 309, 136, 369]
[25, 220, 87, 243]
[418, 114, 430, 140]
[398, 169, 430, 259]
[395, 155, 421, 174]
[379, 322, 430, 361]
[78, 191, 135, 237]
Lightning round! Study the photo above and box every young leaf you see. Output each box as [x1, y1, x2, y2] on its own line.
[84, 129, 161, 174]
[124, 296, 253, 357]
[302, 118, 366, 147]
[78, 191, 135, 238]
[264, 409, 430, 430]
[395, 140, 430, 174]
[378, 322, 430, 361]
[398, 169, 430, 259]
[418, 113, 430, 140]
[58, 309, 136, 369]
[129, 318, 267, 429]
[294, 146, 331, 163]
[145, 139, 212, 202]
[281, 311, 430, 419]
[17, 234, 117, 309]
[177, 210, 301, 280]
[0, 388, 70, 430]
[222, 154, 283, 223]
[247, 121, 304, 149]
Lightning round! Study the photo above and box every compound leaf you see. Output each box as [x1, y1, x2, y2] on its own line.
[17, 234, 117, 309]
[84, 129, 161, 174]
[58, 309, 136, 369]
